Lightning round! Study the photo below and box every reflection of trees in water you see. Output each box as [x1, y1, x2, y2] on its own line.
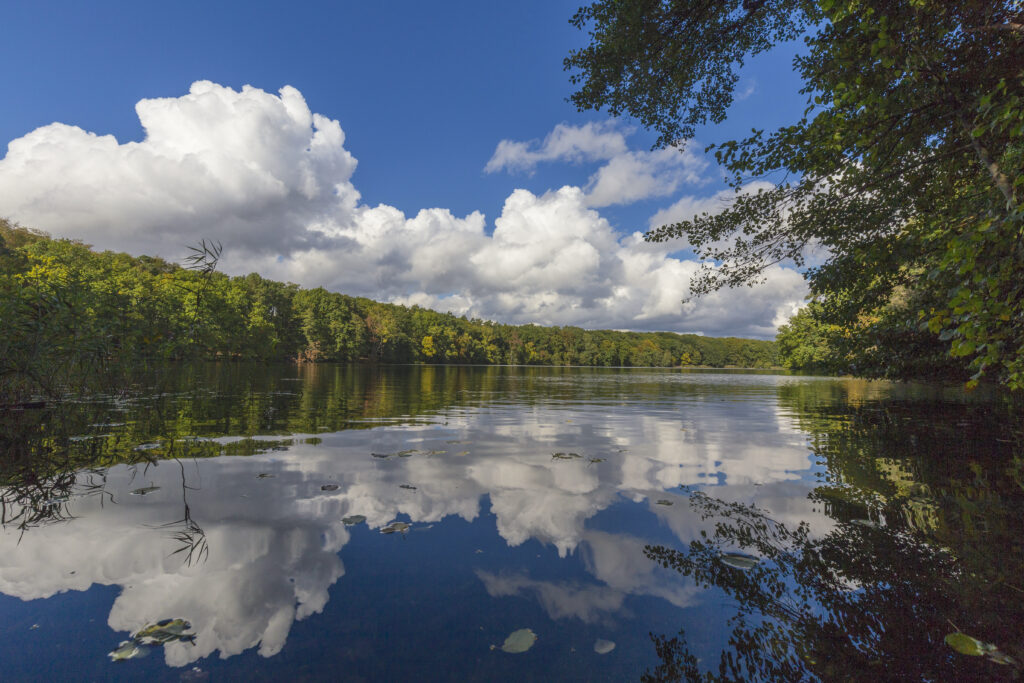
[2, 402, 211, 566]
[1, 402, 120, 536]
[644, 392, 1024, 681]
[643, 490, 1023, 681]
[147, 457, 209, 567]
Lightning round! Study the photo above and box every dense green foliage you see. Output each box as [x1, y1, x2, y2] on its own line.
[0, 222, 777, 401]
[566, 1, 1023, 388]
[775, 297, 973, 381]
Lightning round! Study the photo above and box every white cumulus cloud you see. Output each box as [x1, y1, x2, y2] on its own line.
[483, 121, 629, 173]
[0, 81, 807, 338]
[486, 122, 711, 207]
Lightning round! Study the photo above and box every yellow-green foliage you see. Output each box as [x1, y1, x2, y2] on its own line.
[0, 222, 778, 401]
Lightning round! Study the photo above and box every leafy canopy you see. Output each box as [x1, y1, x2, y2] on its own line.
[565, 0, 1024, 388]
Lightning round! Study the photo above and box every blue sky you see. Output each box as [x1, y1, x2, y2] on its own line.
[0, 1, 811, 338]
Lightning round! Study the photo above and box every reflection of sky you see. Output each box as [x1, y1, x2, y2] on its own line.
[0, 373, 835, 672]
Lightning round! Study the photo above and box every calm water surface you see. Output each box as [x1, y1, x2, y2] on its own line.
[1, 365, 1022, 681]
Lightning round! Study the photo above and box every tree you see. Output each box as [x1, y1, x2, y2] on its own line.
[565, 1, 1024, 388]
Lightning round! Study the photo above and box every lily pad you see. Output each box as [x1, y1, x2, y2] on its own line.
[321, 484, 340, 491]
[134, 618, 194, 645]
[720, 552, 760, 570]
[108, 639, 148, 661]
[594, 639, 616, 654]
[342, 515, 366, 526]
[656, 499, 673, 506]
[381, 521, 410, 534]
[256, 473, 275, 479]
[493, 628, 537, 653]
[130, 486, 160, 496]
[944, 632, 995, 656]
[399, 484, 417, 490]
[552, 452, 581, 460]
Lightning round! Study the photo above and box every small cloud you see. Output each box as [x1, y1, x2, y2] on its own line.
[484, 121, 628, 174]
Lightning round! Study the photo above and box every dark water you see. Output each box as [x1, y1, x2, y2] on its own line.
[1, 364, 1022, 681]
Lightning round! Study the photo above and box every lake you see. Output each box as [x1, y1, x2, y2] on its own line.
[1, 364, 1022, 681]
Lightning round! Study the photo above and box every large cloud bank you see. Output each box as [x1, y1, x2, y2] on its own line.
[0, 81, 806, 337]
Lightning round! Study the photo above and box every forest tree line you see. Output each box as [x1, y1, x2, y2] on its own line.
[0, 222, 777, 400]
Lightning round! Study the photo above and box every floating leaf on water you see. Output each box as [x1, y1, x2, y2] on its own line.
[492, 628, 537, 653]
[342, 515, 366, 526]
[426, 449, 447, 455]
[594, 639, 616, 654]
[134, 618, 194, 645]
[321, 484, 340, 491]
[588, 457, 606, 464]
[108, 639, 148, 661]
[381, 521, 410, 534]
[371, 452, 390, 458]
[256, 473, 275, 479]
[552, 452, 581, 460]
[656, 499, 673, 506]
[396, 449, 419, 457]
[399, 484, 417, 490]
[457, 451, 470, 456]
[720, 552, 760, 570]
[945, 632, 997, 657]
[130, 486, 160, 496]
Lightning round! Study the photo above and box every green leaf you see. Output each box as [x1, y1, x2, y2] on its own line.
[944, 632, 992, 656]
[495, 628, 537, 654]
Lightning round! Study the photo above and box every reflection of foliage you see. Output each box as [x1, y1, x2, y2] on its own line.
[0, 403, 126, 535]
[645, 389, 1024, 681]
[643, 490, 1023, 681]
[777, 387, 1024, 602]
[150, 458, 209, 567]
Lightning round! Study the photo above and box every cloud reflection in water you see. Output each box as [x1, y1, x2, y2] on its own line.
[0, 395, 829, 666]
